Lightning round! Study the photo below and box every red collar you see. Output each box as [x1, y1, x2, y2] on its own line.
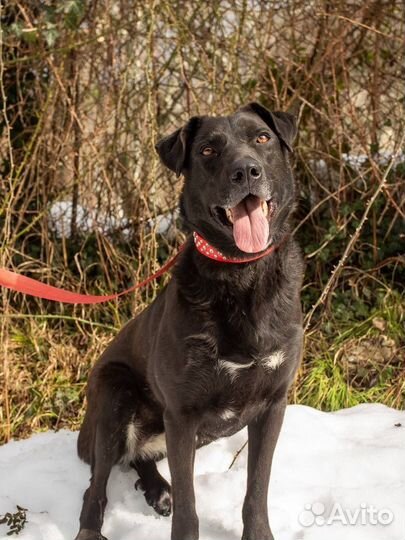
[192, 231, 277, 263]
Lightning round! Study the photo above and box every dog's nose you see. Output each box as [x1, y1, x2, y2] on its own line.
[231, 161, 262, 183]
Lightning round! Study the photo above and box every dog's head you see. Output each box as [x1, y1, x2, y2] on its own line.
[156, 103, 297, 255]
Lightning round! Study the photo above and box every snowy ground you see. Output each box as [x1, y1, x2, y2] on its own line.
[1, 404, 404, 540]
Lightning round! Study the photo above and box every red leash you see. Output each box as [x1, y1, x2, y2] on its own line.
[0, 233, 279, 305]
[0, 245, 185, 305]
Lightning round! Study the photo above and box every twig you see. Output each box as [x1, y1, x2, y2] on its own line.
[304, 130, 405, 332]
[228, 440, 248, 470]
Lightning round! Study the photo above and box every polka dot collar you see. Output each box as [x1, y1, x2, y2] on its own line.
[192, 231, 278, 264]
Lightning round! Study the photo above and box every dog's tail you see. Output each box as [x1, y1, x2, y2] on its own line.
[77, 408, 94, 465]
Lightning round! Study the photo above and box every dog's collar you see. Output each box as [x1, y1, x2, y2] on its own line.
[192, 231, 278, 263]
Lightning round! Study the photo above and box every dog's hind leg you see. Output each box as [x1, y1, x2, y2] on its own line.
[75, 363, 138, 540]
[75, 421, 118, 540]
[132, 458, 172, 516]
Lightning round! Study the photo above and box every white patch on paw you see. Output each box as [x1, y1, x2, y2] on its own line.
[158, 489, 172, 506]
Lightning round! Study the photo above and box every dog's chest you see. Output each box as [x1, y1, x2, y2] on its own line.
[177, 293, 291, 438]
[184, 318, 285, 384]
[183, 333, 286, 436]
[195, 359, 277, 443]
[217, 350, 285, 379]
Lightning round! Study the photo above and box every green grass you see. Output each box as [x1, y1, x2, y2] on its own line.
[295, 286, 405, 410]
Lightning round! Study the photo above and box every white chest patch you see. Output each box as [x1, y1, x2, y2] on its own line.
[220, 408, 236, 420]
[261, 350, 286, 371]
[217, 358, 255, 381]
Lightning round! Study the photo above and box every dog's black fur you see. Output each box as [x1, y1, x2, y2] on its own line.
[75, 103, 304, 540]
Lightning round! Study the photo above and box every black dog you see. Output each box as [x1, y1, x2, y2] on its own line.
[75, 102, 304, 540]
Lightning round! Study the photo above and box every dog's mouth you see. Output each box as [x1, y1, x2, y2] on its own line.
[214, 195, 275, 253]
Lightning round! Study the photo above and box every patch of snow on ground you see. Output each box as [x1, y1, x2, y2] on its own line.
[0, 404, 404, 540]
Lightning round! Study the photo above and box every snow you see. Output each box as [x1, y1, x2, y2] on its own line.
[48, 201, 131, 238]
[48, 201, 179, 239]
[342, 150, 405, 170]
[1, 404, 404, 540]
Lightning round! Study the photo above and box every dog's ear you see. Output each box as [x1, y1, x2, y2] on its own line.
[240, 102, 297, 152]
[155, 117, 201, 176]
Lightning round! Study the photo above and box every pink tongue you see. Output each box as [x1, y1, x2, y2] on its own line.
[232, 196, 269, 253]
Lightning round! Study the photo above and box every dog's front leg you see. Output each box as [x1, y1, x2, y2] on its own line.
[164, 410, 199, 540]
[241, 397, 287, 540]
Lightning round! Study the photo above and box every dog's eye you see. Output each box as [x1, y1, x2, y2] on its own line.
[201, 146, 216, 156]
[256, 134, 271, 144]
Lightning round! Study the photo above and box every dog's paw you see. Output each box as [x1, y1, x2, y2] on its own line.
[134, 478, 144, 491]
[147, 487, 172, 517]
[74, 529, 108, 540]
[242, 529, 274, 540]
[242, 533, 274, 540]
[135, 480, 172, 517]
